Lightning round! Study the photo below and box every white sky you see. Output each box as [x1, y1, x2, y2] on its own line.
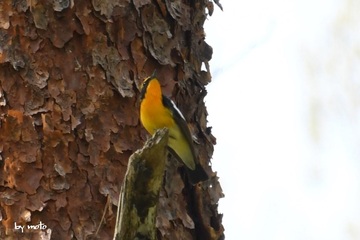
[205, 0, 360, 239]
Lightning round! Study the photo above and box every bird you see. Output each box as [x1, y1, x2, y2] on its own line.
[139, 72, 208, 185]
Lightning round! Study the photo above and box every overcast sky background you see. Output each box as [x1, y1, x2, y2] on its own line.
[205, 0, 360, 239]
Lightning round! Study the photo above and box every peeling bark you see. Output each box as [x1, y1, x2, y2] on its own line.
[0, 0, 224, 239]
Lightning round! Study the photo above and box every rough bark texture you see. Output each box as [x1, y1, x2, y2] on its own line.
[0, 0, 224, 239]
[114, 128, 168, 240]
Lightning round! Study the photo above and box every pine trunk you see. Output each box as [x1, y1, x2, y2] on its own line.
[0, 0, 224, 239]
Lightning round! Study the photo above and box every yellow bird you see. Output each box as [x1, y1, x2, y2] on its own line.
[139, 73, 208, 184]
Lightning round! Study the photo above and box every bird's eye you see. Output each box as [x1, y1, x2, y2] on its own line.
[142, 77, 151, 88]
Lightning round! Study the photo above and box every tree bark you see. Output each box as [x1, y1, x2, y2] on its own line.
[0, 0, 224, 239]
[114, 128, 168, 240]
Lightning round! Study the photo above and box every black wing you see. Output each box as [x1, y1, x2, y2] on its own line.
[162, 95, 196, 161]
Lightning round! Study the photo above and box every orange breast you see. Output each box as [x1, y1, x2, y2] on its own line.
[140, 95, 175, 135]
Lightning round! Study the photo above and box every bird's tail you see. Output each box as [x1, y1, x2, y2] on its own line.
[186, 164, 209, 185]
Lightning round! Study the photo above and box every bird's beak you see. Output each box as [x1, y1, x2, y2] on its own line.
[151, 69, 157, 78]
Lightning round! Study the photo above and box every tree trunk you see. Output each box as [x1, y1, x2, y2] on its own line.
[0, 0, 224, 239]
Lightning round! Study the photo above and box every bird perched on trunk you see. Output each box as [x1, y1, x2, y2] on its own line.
[139, 72, 208, 185]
